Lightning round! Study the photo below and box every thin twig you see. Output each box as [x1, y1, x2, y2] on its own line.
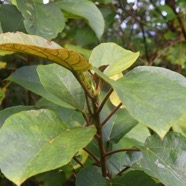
[82, 112, 91, 126]
[96, 88, 113, 114]
[105, 148, 140, 157]
[117, 166, 131, 176]
[140, 23, 151, 64]
[83, 148, 100, 165]
[73, 72, 94, 99]
[73, 156, 85, 168]
[101, 102, 123, 126]
[85, 94, 93, 115]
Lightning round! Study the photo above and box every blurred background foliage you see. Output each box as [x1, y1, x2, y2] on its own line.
[0, 0, 185, 185]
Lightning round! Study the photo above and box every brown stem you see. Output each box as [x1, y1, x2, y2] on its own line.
[92, 98, 107, 177]
[96, 88, 113, 114]
[101, 102, 123, 126]
[73, 156, 85, 168]
[105, 148, 140, 157]
[117, 166, 131, 176]
[82, 111, 91, 126]
[85, 94, 93, 115]
[73, 72, 94, 99]
[83, 148, 100, 165]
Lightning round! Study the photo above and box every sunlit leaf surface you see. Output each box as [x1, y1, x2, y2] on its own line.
[0, 109, 96, 185]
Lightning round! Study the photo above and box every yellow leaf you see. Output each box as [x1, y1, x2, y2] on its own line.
[0, 32, 91, 72]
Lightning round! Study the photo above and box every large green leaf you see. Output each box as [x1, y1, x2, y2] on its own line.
[0, 109, 96, 185]
[57, 0, 104, 39]
[0, 32, 91, 72]
[7, 65, 74, 109]
[113, 66, 186, 138]
[37, 64, 85, 110]
[90, 43, 139, 77]
[140, 132, 186, 186]
[14, 0, 65, 39]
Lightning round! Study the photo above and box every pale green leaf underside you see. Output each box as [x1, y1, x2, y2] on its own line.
[0, 109, 96, 185]
[90, 43, 139, 77]
[0, 32, 91, 72]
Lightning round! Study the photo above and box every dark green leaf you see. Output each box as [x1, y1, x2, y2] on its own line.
[0, 4, 25, 32]
[102, 107, 138, 143]
[112, 170, 158, 186]
[7, 65, 73, 109]
[107, 137, 142, 176]
[15, 0, 65, 39]
[57, 0, 104, 39]
[35, 169, 67, 186]
[0, 109, 96, 185]
[76, 166, 108, 186]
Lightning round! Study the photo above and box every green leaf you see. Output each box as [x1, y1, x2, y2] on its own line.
[35, 170, 67, 186]
[113, 66, 186, 138]
[0, 105, 34, 128]
[124, 123, 151, 146]
[90, 43, 139, 77]
[15, 0, 65, 39]
[36, 98, 84, 127]
[0, 62, 6, 68]
[7, 65, 75, 109]
[0, 50, 14, 56]
[0, 22, 2, 33]
[0, 88, 6, 105]
[57, 0, 105, 39]
[65, 44, 91, 60]
[159, 5, 176, 20]
[0, 4, 25, 32]
[172, 114, 186, 137]
[0, 32, 91, 72]
[76, 166, 108, 186]
[112, 170, 158, 186]
[37, 64, 85, 110]
[76, 27, 98, 47]
[140, 132, 186, 186]
[107, 137, 142, 175]
[0, 109, 96, 185]
[102, 107, 138, 143]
